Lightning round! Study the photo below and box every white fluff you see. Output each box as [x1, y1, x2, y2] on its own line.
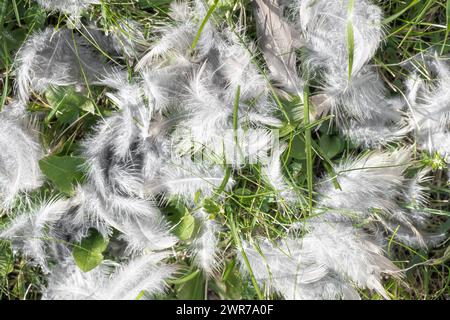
[0, 198, 70, 270]
[149, 159, 232, 204]
[191, 209, 221, 275]
[120, 215, 178, 253]
[297, 0, 383, 76]
[292, 0, 403, 146]
[241, 238, 331, 299]
[0, 112, 43, 207]
[318, 149, 443, 248]
[14, 27, 118, 108]
[42, 252, 175, 300]
[318, 149, 410, 218]
[261, 143, 298, 205]
[405, 54, 450, 161]
[36, 0, 98, 20]
[241, 221, 398, 300]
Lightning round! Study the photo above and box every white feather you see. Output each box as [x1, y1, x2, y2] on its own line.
[191, 209, 221, 275]
[0, 198, 70, 270]
[0, 113, 43, 207]
[43, 253, 175, 300]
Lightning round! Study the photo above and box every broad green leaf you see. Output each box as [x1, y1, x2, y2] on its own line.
[39, 155, 85, 195]
[220, 258, 243, 299]
[164, 202, 196, 240]
[1, 28, 27, 53]
[0, 241, 14, 276]
[284, 98, 303, 124]
[224, 268, 244, 299]
[176, 269, 205, 300]
[290, 136, 306, 160]
[210, 258, 242, 300]
[164, 202, 188, 224]
[164, 203, 197, 240]
[174, 212, 196, 241]
[319, 135, 344, 159]
[193, 190, 202, 204]
[203, 198, 221, 214]
[45, 86, 94, 124]
[72, 229, 108, 272]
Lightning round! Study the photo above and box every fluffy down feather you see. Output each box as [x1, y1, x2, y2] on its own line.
[0, 198, 70, 271]
[14, 27, 118, 107]
[0, 112, 43, 207]
[191, 209, 221, 275]
[42, 252, 175, 300]
[36, 0, 98, 20]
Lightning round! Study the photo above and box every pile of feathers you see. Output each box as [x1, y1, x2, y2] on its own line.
[0, 0, 449, 300]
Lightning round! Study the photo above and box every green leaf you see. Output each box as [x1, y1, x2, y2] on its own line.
[45, 86, 94, 125]
[346, 0, 355, 80]
[164, 202, 187, 224]
[137, 0, 173, 9]
[164, 202, 196, 241]
[0, 241, 14, 277]
[319, 135, 344, 159]
[169, 269, 201, 285]
[442, 0, 450, 54]
[233, 188, 254, 205]
[203, 198, 221, 214]
[72, 229, 108, 272]
[303, 87, 313, 216]
[174, 212, 196, 241]
[284, 98, 303, 124]
[1, 28, 27, 52]
[382, 0, 420, 24]
[290, 136, 306, 160]
[221, 258, 244, 299]
[24, 3, 46, 29]
[176, 269, 205, 300]
[447, 0, 450, 30]
[191, 0, 219, 50]
[39, 155, 85, 195]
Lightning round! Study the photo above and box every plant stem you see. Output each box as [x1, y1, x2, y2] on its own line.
[191, 0, 219, 50]
[227, 208, 264, 300]
[303, 86, 313, 215]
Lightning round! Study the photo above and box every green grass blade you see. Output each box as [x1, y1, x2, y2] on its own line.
[11, 0, 21, 26]
[233, 85, 241, 144]
[0, 68, 8, 111]
[168, 269, 201, 285]
[0, 0, 8, 34]
[227, 208, 264, 300]
[441, 0, 450, 55]
[191, 0, 219, 50]
[346, 0, 355, 80]
[382, 0, 420, 24]
[397, 0, 434, 48]
[303, 86, 313, 215]
[214, 167, 231, 199]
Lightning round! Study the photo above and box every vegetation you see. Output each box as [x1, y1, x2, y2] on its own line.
[0, 0, 449, 300]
